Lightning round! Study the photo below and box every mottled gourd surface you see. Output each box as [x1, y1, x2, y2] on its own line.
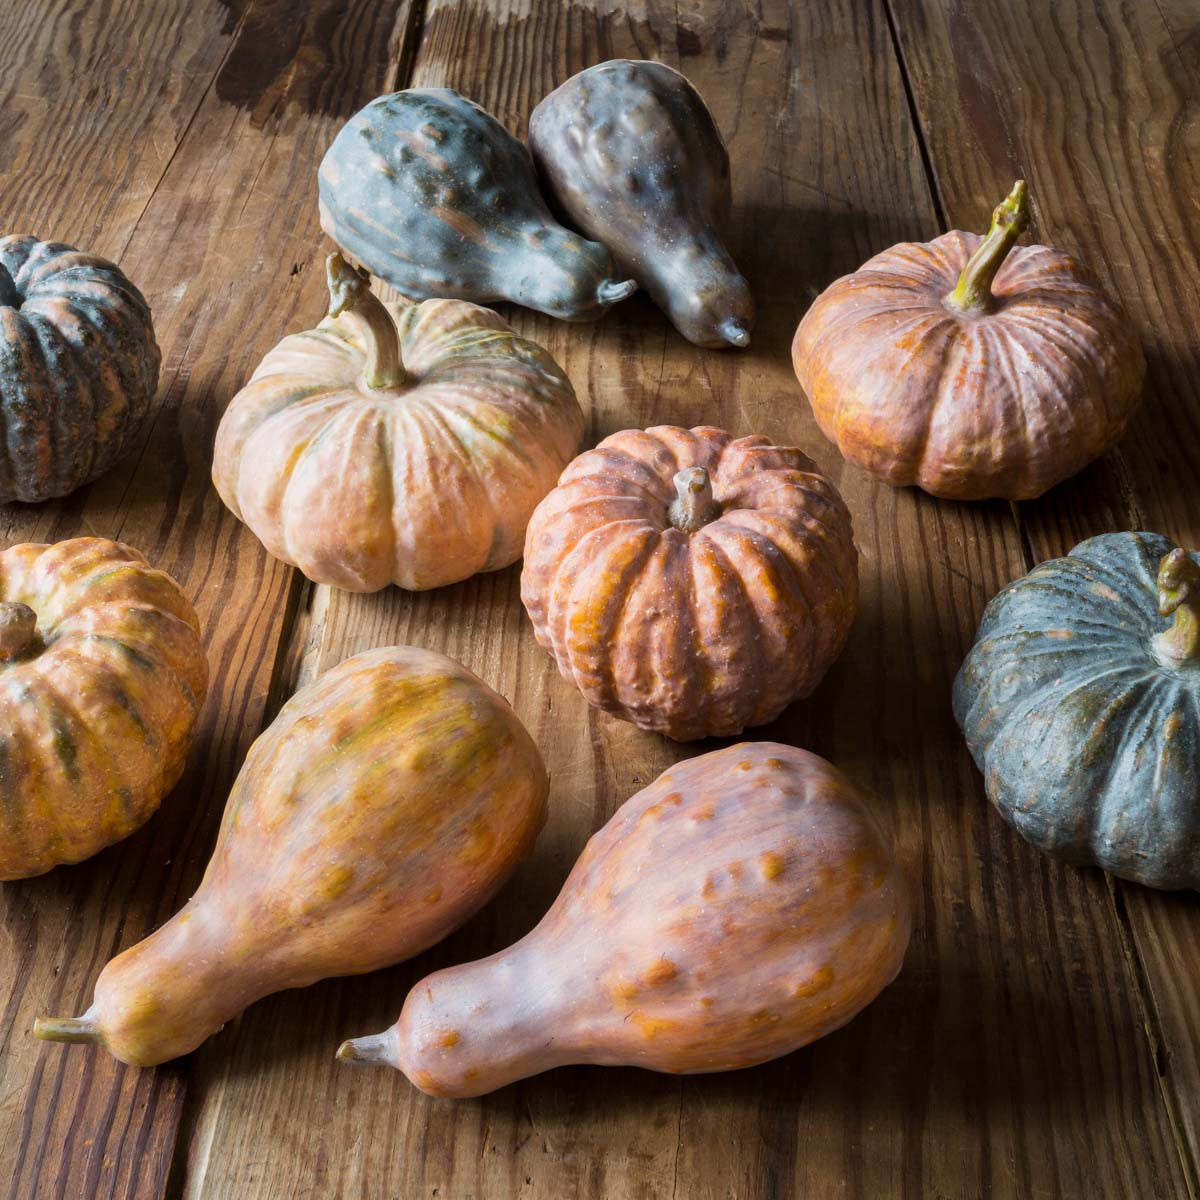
[35, 646, 548, 1066]
[954, 532, 1200, 889]
[318, 88, 635, 320]
[521, 424, 858, 741]
[792, 184, 1144, 500]
[341, 742, 910, 1097]
[0, 538, 207, 880]
[529, 60, 754, 349]
[213, 256, 584, 591]
[0, 236, 160, 501]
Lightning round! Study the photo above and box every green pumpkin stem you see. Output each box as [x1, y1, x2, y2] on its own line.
[944, 180, 1030, 314]
[669, 467, 720, 533]
[34, 1014, 101, 1045]
[1154, 548, 1200, 668]
[325, 253, 408, 390]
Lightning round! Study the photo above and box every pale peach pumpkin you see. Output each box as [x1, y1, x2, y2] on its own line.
[212, 254, 584, 591]
[0, 538, 207, 880]
[792, 182, 1145, 500]
[339, 742, 911, 1096]
[520, 425, 858, 741]
[35, 645, 547, 1065]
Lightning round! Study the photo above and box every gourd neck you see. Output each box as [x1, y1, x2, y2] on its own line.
[325, 252, 409, 390]
[944, 180, 1029, 315]
[668, 467, 720, 533]
[0, 601, 37, 659]
[1154, 548, 1200, 669]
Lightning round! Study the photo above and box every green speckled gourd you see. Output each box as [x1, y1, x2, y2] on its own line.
[953, 532, 1200, 890]
[529, 60, 754, 349]
[318, 89, 636, 322]
[0, 236, 160, 501]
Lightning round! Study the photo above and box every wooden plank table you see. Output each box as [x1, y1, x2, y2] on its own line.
[0, 1, 1197, 1196]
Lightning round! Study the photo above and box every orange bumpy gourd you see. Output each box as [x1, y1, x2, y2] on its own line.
[340, 742, 910, 1096]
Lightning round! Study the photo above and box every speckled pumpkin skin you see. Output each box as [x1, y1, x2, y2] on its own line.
[0, 538, 207, 880]
[0, 236, 160, 501]
[529, 60, 754, 349]
[354, 743, 910, 1097]
[954, 532, 1200, 889]
[55, 646, 548, 1065]
[212, 291, 584, 592]
[318, 89, 635, 321]
[520, 425, 858, 741]
[792, 233, 1145, 500]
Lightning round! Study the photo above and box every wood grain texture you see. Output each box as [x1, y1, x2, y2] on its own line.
[0, 1, 413, 1197]
[170, 2, 1187, 1198]
[887, 0, 1200, 1186]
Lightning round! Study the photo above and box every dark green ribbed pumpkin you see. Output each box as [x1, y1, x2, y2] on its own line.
[317, 88, 636, 322]
[953, 532, 1200, 890]
[0, 236, 160, 502]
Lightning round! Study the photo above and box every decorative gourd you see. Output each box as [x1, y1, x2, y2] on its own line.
[529, 60, 754, 349]
[0, 538, 207, 880]
[792, 182, 1145, 500]
[338, 742, 910, 1096]
[0, 236, 160, 501]
[213, 254, 585, 592]
[954, 532, 1200, 889]
[34, 645, 548, 1065]
[520, 425, 858, 741]
[318, 88, 636, 321]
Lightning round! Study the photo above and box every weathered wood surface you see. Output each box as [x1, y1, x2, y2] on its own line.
[0, 0, 1196, 1197]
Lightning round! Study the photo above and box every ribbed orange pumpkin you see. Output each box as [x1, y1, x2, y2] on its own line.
[521, 425, 858, 741]
[213, 254, 584, 592]
[0, 538, 207, 879]
[792, 182, 1145, 500]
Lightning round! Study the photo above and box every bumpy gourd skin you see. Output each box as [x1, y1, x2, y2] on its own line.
[340, 743, 910, 1097]
[954, 532, 1200, 889]
[521, 425, 858, 740]
[0, 236, 160, 501]
[35, 646, 548, 1065]
[318, 88, 635, 321]
[0, 538, 207, 879]
[529, 60, 754, 348]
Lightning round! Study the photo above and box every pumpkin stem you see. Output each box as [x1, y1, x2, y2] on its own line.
[1154, 548, 1200, 668]
[0, 262, 17, 309]
[944, 180, 1030, 314]
[336, 1031, 395, 1067]
[34, 1013, 101, 1045]
[0, 601, 37, 659]
[597, 278, 638, 305]
[669, 467, 720, 533]
[325, 252, 408, 390]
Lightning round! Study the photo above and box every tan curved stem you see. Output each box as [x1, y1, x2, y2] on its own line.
[325, 252, 408, 389]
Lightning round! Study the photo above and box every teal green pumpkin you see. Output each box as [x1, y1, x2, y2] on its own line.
[953, 532, 1200, 890]
[0, 236, 160, 502]
[318, 89, 636, 322]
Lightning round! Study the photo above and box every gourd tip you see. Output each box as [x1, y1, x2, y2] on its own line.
[34, 1014, 100, 1046]
[719, 319, 751, 348]
[336, 1032, 393, 1067]
[597, 279, 638, 306]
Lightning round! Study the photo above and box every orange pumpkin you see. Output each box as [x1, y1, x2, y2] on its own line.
[521, 425, 857, 741]
[792, 181, 1145, 500]
[0, 538, 207, 880]
[339, 742, 911, 1097]
[213, 254, 584, 592]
